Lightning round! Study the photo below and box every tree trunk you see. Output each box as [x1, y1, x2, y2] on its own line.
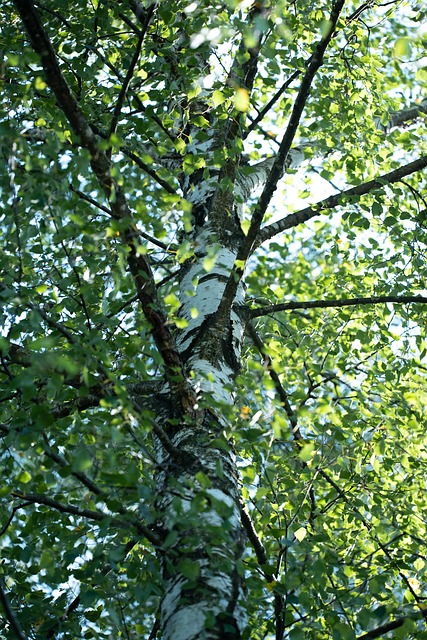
[154, 149, 304, 637]
[155, 177, 248, 638]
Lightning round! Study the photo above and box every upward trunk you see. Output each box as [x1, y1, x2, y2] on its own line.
[155, 150, 300, 637]
[155, 173, 248, 638]
[145, 10, 269, 636]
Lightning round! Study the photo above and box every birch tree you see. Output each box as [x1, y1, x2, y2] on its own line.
[1, 0, 427, 639]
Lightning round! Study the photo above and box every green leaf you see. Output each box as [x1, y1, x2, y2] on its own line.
[71, 447, 92, 472]
[332, 623, 356, 640]
[212, 90, 226, 107]
[394, 37, 412, 58]
[298, 443, 315, 462]
[178, 558, 200, 581]
[16, 471, 32, 484]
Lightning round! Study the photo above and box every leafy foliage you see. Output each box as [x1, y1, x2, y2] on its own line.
[1, 0, 427, 639]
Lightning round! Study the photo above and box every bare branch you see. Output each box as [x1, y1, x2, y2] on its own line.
[257, 154, 427, 245]
[249, 295, 427, 318]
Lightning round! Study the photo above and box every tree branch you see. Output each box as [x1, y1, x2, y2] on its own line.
[257, 154, 427, 245]
[128, 0, 154, 27]
[27, 301, 76, 343]
[246, 0, 346, 243]
[120, 146, 177, 195]
[215, 0, 346, 324]
[11, 490, 161, 546]
[13, 0, 194, 413]
[239, 502, 271, 576]
[108, 4, 155, 141]
[68, 184, 112, 215]
[378, 98, 427, 133]
[40, 433, 103, 494]
[69, 183, 172, 249]
[246, 323, 298, 432]
[44, 537, 139, 639]
[244, 5, 420, 141]
[356, 613, 422, 639]
[0, 285, 79, 345]
[0, 577, 27, 640]
[248, 295, 427, 318]
[248, 320, 426, 624]
[0, 501, 33, 537]
[244, 70, 301, 139]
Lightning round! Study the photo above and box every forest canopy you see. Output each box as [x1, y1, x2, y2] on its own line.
[1, 0, 427, 639]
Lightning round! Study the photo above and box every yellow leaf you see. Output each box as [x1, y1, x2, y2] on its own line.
[294, 527, 307, 542]
[234, 87, 250, 112]
[266, 580, 277, 591]
[35, 77, 47, 90]
[240, 406, 251, 419]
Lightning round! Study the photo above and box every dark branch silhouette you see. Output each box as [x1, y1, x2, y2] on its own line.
[249, 295, 427, 318]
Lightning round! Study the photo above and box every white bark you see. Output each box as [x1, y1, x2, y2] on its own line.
[235, 146, 308, 205]
[158, 220, 247, 638]
[375, 98, 427, 133]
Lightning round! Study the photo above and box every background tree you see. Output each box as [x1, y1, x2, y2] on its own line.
[1, 0, 427, 638]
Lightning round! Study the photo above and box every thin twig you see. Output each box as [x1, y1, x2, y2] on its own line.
[120, 146, 177, 195]
[69, 184, 112, 215]
[0, 501, 32, 537]
[27, 302, 76, 343]
[109, 4, 155, 140]
[69, 183, 171, 249]
[244, 70, 301, 139]
[247, 322, 298, 431]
